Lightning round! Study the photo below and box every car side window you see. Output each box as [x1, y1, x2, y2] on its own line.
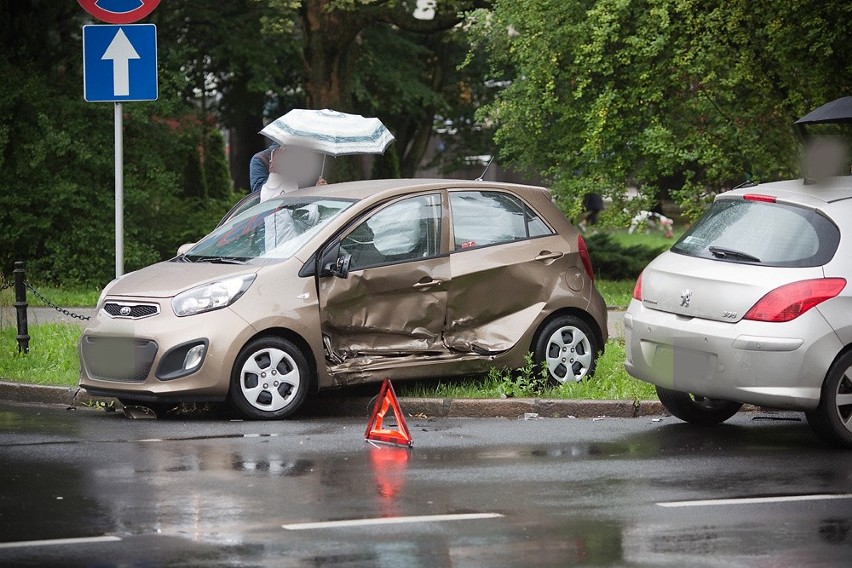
[342, 194, 443, 271]
[450, 191, 553, 250]
[525, 203, 554, 238]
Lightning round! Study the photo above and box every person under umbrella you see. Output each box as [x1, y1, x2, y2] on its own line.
[259, 108, 395, 182]
[259, 145, 327, 202]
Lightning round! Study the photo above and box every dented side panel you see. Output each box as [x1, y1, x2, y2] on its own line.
[445, 234, 573, 352]
[318, 257, 451, 360]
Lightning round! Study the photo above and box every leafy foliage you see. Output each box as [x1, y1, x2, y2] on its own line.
[471, 0, 852, 218]
[396, 341, 657, 401]
[0, 2, 239, 286]
[585, 233, 666, 280]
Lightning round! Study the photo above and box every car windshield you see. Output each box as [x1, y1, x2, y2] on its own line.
[671, 198, 840, 268]
[184, 197, 354, 262]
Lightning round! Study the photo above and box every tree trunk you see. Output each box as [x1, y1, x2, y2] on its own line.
[399, 38, 448, 177]
[301, 0, 362, 111]
[228, 98, 266, 192]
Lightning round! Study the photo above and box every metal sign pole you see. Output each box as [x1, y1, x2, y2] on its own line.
[114, 101, 124, 277]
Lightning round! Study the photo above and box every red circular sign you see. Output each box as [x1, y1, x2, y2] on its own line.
[77, 0, 160, 24]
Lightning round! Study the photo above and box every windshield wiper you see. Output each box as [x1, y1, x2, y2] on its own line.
[191, 256, 247, 264]
[708, 246, 761, 263]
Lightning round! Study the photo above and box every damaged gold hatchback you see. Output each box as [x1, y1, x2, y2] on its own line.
[79, 179, 608, 419]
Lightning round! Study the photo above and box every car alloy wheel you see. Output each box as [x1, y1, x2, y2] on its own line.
[534, 316, 599, 384]
[230, 337, 310, 420]
[806, 351, 852, 449]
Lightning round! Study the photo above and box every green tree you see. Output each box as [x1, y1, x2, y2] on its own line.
[370, 144, 402, 179]
[0, 2, 233, 285]
[299, 0, 491, 179]
[471, 0, 852, 219]
[152, 0, 303, 191]
[204, 130, 233, 199]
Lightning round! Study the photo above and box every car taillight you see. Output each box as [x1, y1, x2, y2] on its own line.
[743, 194, 777, 203]
[744, 278, 846, 322]
[577, 235, 594, 280]
[632, 271, 642, 301]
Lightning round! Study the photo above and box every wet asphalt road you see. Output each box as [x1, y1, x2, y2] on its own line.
[0, 402, 850, 567]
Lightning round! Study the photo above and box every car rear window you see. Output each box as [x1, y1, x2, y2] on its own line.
[671, 198, 840, 267]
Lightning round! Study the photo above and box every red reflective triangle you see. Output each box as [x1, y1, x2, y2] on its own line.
[365, 379, 412, 447]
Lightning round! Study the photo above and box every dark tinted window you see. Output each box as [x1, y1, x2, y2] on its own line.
[672, 199, 840, 267]
[450, 191, 553, 250]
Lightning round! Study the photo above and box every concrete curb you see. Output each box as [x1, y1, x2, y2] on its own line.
[0, 381, 115, 408]
[0, 380, 666, 419]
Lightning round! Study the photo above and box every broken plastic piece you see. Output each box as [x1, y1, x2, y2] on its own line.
[123, 405, 157, 420]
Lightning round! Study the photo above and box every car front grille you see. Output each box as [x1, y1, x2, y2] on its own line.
[103, 302, 160, 319]
[81, 336, 158, 383]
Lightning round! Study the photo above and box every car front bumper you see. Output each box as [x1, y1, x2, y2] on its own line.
[623, 300, 842, 410]
[79, 298, 256, 402]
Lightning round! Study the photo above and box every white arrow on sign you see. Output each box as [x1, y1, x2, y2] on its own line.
[101, 29, 140, 97]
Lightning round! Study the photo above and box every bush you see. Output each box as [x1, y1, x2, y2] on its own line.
[0, 61, 234, 287]
[584, 233, 666, 281]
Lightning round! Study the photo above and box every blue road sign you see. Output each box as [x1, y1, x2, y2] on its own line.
[83, 24, 157, 102]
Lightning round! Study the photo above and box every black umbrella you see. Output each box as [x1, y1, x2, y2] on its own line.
[794, 96, 852, 182]
[795, 96, 852, 125]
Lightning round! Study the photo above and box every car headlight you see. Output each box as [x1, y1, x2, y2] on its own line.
[172, 275, 256, 317]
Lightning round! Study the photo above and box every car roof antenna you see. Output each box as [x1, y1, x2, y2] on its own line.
[475, 155, 495, 181]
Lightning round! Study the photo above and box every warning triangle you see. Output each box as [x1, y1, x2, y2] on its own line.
[365, 379, 413, 447]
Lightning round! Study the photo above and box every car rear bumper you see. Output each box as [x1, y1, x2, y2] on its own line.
[623, 300, 842, 410]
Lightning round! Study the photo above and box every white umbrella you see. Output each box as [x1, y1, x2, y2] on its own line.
[260, 108, 395, 157]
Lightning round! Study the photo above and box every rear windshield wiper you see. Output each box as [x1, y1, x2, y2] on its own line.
[708, 246, 761, 263]
[190, 256, 247, 264]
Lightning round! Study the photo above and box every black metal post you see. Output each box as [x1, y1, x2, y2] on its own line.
[14, 261, 29, 354]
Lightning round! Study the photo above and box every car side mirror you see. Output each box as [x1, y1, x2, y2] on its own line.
[177, 242, 196, 256]
[330, 254, 351, 279]
[318, 242, 350, 279]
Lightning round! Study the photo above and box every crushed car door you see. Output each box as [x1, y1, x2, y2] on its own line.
[444, 190, 570, 353]
[318, 193, 450, 361]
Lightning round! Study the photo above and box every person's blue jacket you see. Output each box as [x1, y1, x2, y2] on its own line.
[249, 144, 278, 193]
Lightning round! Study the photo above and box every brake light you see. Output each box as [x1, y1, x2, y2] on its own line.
[632, 271, 642, 301]
[577, 236, 594, 280]
[743, 194, 777, 203]
[744, 278, 846, 322]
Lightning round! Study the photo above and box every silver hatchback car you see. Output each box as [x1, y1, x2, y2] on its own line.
[624, 177, 852, 448]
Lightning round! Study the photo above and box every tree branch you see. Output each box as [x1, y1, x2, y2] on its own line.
[376, 0, 491, 34]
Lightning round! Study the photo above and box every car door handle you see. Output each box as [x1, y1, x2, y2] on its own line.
[413, 279, 445, 289]
[534, 251, 564, 262]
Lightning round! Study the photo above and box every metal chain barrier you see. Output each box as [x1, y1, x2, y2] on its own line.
[0, 279, 13, 292]
[24, 282, 92, 321]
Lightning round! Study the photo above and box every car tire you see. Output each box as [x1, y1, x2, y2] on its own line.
[534, 315, 599, 385]
[229, 336, 311, 420]
[655, 386, 743, 426]
[805, 350, 852, 449]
